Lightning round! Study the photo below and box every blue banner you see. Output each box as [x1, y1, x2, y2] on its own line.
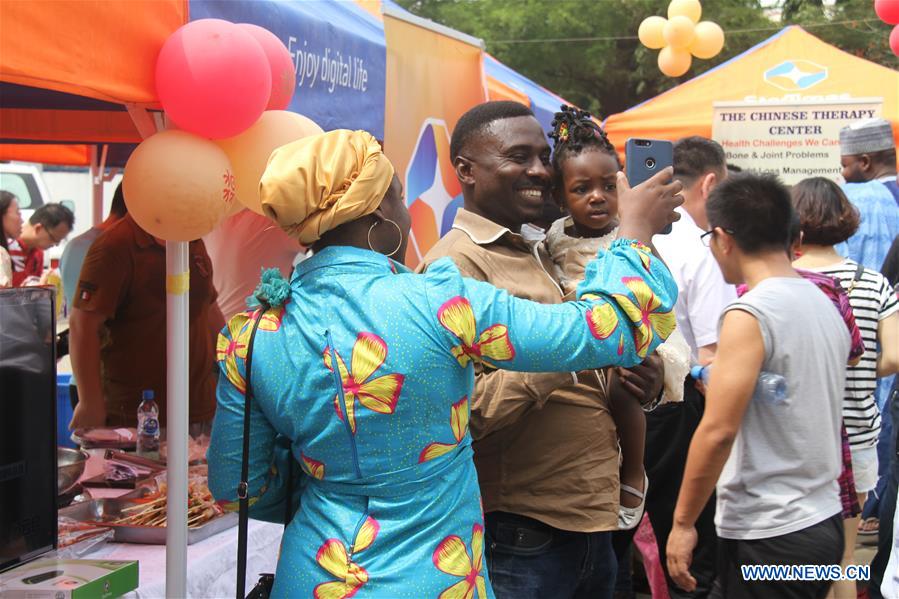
[190, 0, 386, 139]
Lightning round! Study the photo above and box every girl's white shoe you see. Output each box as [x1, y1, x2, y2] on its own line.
[618, 473, 648, 530]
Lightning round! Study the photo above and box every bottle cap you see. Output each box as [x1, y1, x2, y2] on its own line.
[690, 365, 704, 379]
[142, 390, 154, 400]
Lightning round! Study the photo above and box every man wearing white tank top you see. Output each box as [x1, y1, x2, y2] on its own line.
[667, 173, 848, 599]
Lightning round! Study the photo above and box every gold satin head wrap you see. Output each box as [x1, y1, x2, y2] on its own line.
[259, 129, 395, 245]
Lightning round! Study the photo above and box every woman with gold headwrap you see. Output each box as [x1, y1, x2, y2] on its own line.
[208, 129, 681, 598]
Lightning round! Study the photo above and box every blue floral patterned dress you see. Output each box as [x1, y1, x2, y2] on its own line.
[208, 240, 677, 598]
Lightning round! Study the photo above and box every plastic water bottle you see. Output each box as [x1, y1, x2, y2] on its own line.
[136, 390, 160, 458]
[690, 365, 787, 404]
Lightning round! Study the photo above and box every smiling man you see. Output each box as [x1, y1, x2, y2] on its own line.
[420, 101, 671, 599]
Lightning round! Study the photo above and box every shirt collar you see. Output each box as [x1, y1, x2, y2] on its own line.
[451, 208, 531, 250]
[293, 245, 408, 281]
[127, 216, 160, 250]
[14, 237, 36, 254]
[876, 174, 897, 184]
[675, 206, 697, 229]
[519, 223, 547, 244]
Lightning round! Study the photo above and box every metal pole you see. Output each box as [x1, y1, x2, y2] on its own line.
[165, 240, 189, 599]
[125, 104, 189, 598]
[89, 147, 103, 226]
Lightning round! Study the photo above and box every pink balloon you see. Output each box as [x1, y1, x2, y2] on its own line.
[156, 19, 271, 140]
[875, 0, 899, 25]
[238, 24, 297, 111]
[891, 24, 899, 57]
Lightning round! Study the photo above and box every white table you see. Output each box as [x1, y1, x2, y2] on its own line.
[75, 450, 283, 597]
[90, 520, 283, 598]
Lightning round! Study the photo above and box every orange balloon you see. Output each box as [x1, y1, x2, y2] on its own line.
[658, 45, 692, 77]
[223, 194, 247, 217]
[216, 110, 324, 215]
[689, 21, 725, 59]
[668, 0, 701, 24]
[123, 130, 232, 241]
[663, 15, 696, 49]
[638, 16, 667, 50]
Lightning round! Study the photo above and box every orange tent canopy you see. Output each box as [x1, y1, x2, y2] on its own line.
[1, 0, 185, 104]
[0, 0, 186, 145]
[0, 144, 93, 166]
[604, 26, 899, 152]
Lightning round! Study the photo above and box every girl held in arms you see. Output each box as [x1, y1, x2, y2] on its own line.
[544, 106, 692, 530]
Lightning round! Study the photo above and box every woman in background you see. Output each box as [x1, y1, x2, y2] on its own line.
[0, 190, 24, 287]
[791, 177, 899, 599]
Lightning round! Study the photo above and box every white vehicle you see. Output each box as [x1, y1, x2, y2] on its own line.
[0, 162, 83, 264]
[0, 162, 52, 222]
[42, 167, 121, 239]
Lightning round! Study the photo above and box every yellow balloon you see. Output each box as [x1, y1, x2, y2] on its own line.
[663, 15, 696, 49]
[689, 21, 725, 59]
[668, 0, 702, 24]
[658, 45, 692, 77]
[216, 110, 324, 215]
[123, 130, 231, 241]
[638, 16, 667, 50]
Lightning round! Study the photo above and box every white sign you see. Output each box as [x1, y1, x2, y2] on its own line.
[712, 98, 883, 184]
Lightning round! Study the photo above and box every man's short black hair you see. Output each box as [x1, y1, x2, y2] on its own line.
[110, 182, 127, 219]
[673, 136, 727, 185]
[707, 172, 794, 254]
[788, 209, 801, 247]
[30, 202, 74, 230]
[450, 101, 535, 161]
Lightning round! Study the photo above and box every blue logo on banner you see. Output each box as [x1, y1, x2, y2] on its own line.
[764, 60, 828, 92]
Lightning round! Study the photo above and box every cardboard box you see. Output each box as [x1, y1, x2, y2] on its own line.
[0, 558, 138, 598]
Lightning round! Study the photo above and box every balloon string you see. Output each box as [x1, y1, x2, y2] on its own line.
[489, 17, 884, 44]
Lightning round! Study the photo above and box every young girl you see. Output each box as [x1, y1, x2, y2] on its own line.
[545, 106, 691, 529]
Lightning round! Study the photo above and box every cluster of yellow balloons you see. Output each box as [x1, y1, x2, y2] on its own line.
[638, 0, 725, 78]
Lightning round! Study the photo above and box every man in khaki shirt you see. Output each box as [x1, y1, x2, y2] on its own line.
[420, 101, 664, 598]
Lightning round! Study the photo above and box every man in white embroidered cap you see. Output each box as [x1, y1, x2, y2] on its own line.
[840, 118, 898, 203]
[835, 119, 899, 272]
[840, 118, 899, 598]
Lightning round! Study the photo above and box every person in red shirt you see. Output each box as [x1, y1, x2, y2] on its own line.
[9, 203, 74, 286]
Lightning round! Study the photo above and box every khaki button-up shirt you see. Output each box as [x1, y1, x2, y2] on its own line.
[419, 209, 618, 532]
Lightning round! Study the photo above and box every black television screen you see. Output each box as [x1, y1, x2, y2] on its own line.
[0, 286, 57, 572]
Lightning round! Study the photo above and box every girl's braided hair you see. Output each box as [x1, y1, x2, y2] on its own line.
[548, 105, 621, 177]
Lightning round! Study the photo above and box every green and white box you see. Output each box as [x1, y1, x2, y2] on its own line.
[0, 559, 139, 598]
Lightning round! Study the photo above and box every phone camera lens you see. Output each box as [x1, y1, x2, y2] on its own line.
[645, 158, 656, 169]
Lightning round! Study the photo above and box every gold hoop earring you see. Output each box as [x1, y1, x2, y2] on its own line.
[367, 218, 404, 257]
